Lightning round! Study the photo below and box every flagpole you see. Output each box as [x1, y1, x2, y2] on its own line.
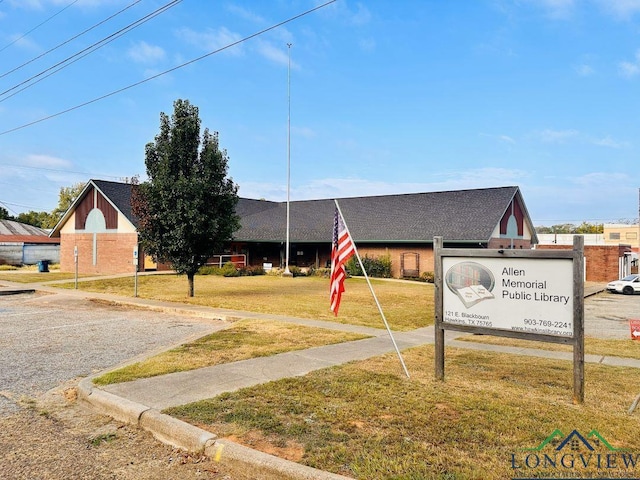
[334, 199, 410, 379]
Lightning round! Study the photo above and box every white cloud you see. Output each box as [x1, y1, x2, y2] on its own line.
[226, 4, 264, 24]
[618, 49, 640, 78]
[594, 0, 640, 20]
[570, 172, 629, 187]
[24, 154, 72, 169]
[292, 126, 316, 139]
[358, 37, 376, 52]
[177, 27, 244, 55]
[480, 133, 516, 144]
[538, 129, 579, 143]
[591, 135, 630, 148]
[255, 40, 291, 67]
[523, 0, 575, 20]
[574, 63, 594, 76]
[238, 168, 530, 202]
[127, 41, 165, 64]
[320, 1, 372, 26]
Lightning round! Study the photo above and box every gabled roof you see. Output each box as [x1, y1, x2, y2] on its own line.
[0, 219, 59, 244]
[49, 179, 138, 237]
[235, 186, 536, 244]
[92, 179, 138, 227]
[49, 180, 537, 245]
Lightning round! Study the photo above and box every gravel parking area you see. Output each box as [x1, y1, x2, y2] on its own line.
[584, 291, 640, 339]
[0, 291, 218, 416]
[0, 291, 269, 480]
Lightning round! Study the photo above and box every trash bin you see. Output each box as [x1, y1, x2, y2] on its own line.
[37, 260, 49, 273]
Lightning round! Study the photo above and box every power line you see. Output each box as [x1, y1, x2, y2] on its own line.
[0, 0, 338, 136]
[0, 0, 80, 54]
[0, 0, 181, 102]
[0, 0, 143, 80]
[0, 162, 121, 179]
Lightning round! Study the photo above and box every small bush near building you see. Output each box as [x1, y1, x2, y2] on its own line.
[198, 262, 265, 277]
[308, 267, 331, 277]
[345, 254, 392, 278]
[420, 271, 435, 283]
[238, 265, 265, 276]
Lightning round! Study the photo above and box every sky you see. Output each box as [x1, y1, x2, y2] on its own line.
[1, 0, 639, 227]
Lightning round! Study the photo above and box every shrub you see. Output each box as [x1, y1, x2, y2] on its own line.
[308, 267, 331, 277]
[420, 271, 435, 283]
[221, 261, 240, 277]
[198, 265, 222, 276]
[288, 266, 306, 277]
[238, 265, 265, 276]
[345, 254, 392, 278]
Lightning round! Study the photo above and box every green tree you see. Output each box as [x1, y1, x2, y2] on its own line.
[133, 99, 239, 297]
[49, 182, 86, 228]
[16, 211, 52, 228]
[574, 222, 603, 234]
[0, 206, 11, 220]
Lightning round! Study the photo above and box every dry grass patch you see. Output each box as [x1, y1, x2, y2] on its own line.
[457, 334, 640, 360]
[55, 275, 433, 331]
[167, 346, 640, 480]
[93, 319, 369, 385]
[0, 271, 78, 283]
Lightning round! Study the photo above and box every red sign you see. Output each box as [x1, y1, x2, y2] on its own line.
[630, 319, 640, 341]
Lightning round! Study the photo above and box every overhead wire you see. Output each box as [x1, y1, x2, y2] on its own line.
[0, 0, 79, 54]
[0, 0, 181, 102]
[0, 0, 338, 136]
[0, 162, 121, 179]
[0, 0, 143, 80]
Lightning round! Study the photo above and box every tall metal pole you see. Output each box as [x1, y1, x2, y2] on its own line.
[284, 43, 292, 276]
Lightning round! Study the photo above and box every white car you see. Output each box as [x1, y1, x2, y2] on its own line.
[607, 274, 640, 295]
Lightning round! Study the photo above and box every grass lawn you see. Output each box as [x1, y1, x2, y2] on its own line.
[53, 274, 434, 331]
[93, 319, 369, 385]
[457, 334, 640, 360]
[167, 345, 640, 480]
[0, 271, 79, 283]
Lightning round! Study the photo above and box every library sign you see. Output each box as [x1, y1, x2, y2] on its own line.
[434, 236, 585, 403]
[442, 257, 574, 337]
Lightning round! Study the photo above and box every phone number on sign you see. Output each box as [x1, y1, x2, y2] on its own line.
[523, 319, 572, 329]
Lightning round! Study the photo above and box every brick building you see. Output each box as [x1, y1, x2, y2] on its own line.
[50, 181, 539, 277]
[49, 180, 141, 275]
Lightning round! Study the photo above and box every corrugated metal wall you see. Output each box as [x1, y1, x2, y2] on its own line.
[0, 244, 60, 265]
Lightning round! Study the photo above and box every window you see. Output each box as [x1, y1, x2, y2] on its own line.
[609, 233, 620, 240]
[626, 232, 638, 240]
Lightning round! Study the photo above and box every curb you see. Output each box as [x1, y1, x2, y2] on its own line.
[77, 378, 351, 480]
[0, 287, 35, 296]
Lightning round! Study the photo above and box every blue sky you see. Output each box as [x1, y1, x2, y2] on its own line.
[1, 0, 639, 226]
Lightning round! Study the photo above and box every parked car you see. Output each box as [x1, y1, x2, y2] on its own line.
[607, 274, 640, 295]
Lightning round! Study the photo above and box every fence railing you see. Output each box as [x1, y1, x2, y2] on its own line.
[206, 254, 247, 268]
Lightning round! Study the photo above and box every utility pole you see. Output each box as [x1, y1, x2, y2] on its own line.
[284, 43, 293, 276]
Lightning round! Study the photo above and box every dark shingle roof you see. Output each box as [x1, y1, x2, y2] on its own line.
[92, 179, 138, 227]
[234, 186, 525, 244]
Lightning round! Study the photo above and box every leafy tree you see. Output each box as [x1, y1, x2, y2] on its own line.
[535, 222, 603, 234]
[0, 206, 11, 220]
[133, 99, 239, 297]
[16, 211, 52, 228]
[574, 222, 603, 234]
[49, 182, 86, 228]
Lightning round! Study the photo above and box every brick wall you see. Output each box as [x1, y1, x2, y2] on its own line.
[536, 244, 630, 282]
[60, 232, 139, 275]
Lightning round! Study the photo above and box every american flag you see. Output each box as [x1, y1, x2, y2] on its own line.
[330, 206, 355, 316]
